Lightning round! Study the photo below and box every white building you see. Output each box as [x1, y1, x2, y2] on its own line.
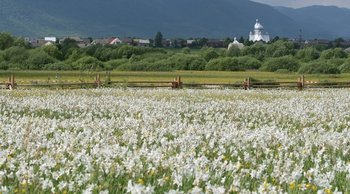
[44, 37, 57, 43]
[228, 37, 244, 50]
[249, 19, 270, 43]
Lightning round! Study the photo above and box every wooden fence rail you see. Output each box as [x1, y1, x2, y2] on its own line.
[2, 74, 350, 90]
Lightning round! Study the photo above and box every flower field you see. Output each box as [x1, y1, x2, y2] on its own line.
[1, 88, 350, 194]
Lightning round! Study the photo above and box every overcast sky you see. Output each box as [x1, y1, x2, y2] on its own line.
[251, 0, 350, 8]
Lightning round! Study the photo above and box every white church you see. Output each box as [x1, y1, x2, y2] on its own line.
[249, 19, 270, 43]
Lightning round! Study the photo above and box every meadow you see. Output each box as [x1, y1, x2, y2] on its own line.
[0, 88, 350, 193]
[1, 70, 350, 84]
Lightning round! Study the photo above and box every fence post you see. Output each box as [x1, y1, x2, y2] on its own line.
[172, 76, 182, 89]
[297, 75, 305, 90]
[6, 75, 15, 90]
[177, 76, 182, 89]
[244, 77, 251, 90]
[95, 74, 101, 88]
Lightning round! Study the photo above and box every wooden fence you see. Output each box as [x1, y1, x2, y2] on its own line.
[1, 74, 350, 90]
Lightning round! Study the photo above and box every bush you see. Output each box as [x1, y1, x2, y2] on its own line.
[201, 48, 219, 62]
[2, 46, 29, 67]
[166, 54, 206, 70]
[237, 56, 262, 70]
[226, 46, 241, 57]
[320, 48, 347, 59]
[117, 61, 173, 71]
[296, 47, 320, 62]
[93, 47, 119, 61]
[0, 33, 15, 50]
[72, 56, 104, 71]
[117, 45, 166, 59]
[205, 57, 242, 71]
[275, 69, 291, 74]
[104, 59, 128, 70]
[241, 42, 266, 60]
[26, 50, 57, 70]
[0, 61, 9, 70]
[339, 59, 350, 73]
[339, 63, 350, 73]
[260, 55, 300, 72]
[44, 62, 74, 70]
[265, 40, 295, 57]
[42, 45, 62, 59]
[298, 61, 340, 74]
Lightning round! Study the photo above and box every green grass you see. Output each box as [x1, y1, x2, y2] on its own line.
[1, 70, 350, 84]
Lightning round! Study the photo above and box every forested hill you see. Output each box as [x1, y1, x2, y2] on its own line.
[0, 0, 300, 38]
[0, 0, 349, 39]
[275, 5, 350, 39]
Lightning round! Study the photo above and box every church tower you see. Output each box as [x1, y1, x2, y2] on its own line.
[249, 19, 270, 43]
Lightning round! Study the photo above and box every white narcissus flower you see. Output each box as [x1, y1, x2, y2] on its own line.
[0, 89, 350, 193]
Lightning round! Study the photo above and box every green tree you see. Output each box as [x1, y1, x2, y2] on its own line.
[60, 38, 79, 59]
[26, 50, 57, 70]
[320, 48, 347, 59]
[154, 32, 163, 47]
[260, 55, 300, 72]
[72, 56, 104, 71]
[42, 45, 62, 59]
[197, 38, 208, 47]
[205, 57, 242, 71]
[201, 48, 219, 62]
[241, 42, 266, 60]
[237, 56, 262, 70]
[299, 60, 340, 74]
[0, 33, 14, 50]
[265, 40, 295, 58]
[296, 47, 320, 62]
[224, 37, 232, 47]
[2, 46, 29, 69]
[333, 37, 344, 48]
[227, 46, 241, 57]
[239, 37, 245, 44]
[14, 37, 30, 48]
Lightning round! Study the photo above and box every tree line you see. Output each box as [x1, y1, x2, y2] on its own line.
[1, 32, 350, 74]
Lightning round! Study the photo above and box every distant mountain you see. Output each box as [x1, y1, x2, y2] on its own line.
[0, 0, 302, 38]
[0, 0, 349, 39]
[275, 5, 350, 39]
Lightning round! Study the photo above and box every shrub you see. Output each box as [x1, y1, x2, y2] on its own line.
[226, 46, 241, 57]
[320, 48, 347, 59]
[94, 47, 119, 61]
[2, 46, 29, 66]
[339, 59, 350, 73]
[201, 48, 219, 62]
[0, 61, 9, 70]
[104, 59, 128, 70]
[26, 50, 57, 70]
[166, 54, 206, 70]
[44, 62, 74, 70]
[42, 45, 62, 59]
[298, 61, 340, 74]
[275, 69, 291, 74]
[241, 42, 267, 60]
[72, 56, 104, 71]
[296, 47, 320, 62]
[265, 40, 295, 57]
[260, 55, 300, 72]
[237, 56, 262, 70]
[117, 61, 172, 71]
[205, 57, 242, 71]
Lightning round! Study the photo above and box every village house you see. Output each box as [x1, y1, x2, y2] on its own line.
[134, 39, 151, 47]
[92, 37, 123, 46]
[60, 36, 91, 48]
[207, 39, 225, 48]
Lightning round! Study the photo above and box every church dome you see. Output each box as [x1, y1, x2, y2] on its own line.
[254, 19, 264, 30]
